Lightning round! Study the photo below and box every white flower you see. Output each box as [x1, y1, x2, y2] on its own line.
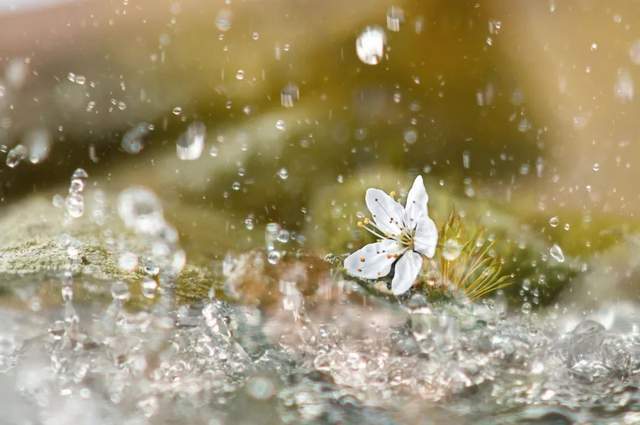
[344, 176, 438, 295]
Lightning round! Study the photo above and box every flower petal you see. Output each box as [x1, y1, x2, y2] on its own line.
[391, 251, 423, 295]
[403, 175, 429, 228]
[414, 217, 438, 258]
[365, 188, 405, 237]
[344, 239, 404, 280]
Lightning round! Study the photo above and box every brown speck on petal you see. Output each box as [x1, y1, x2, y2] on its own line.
[360, 256, 366, 262]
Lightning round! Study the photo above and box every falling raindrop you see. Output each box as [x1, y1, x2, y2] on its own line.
[355, 26, 386, 65]
[280, 83, 300, 108]
[549, 244, 565, 263]
[386, 6, 405, 32]
[176, 121, 206, 160]
[630, 39, 640, 65]
[614, 68, 634, 102]
[25, 128, 51, 164]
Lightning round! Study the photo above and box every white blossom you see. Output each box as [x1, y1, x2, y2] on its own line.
[344, 176, 438, 295]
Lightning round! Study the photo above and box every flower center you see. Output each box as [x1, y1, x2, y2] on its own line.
[398, 228, 415, 249]
[358, 217, 415, 249]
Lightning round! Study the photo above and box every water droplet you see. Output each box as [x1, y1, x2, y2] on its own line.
[403, 128, 418, 144]
[5, 144, 27, 168]
[72, 168, 88, 180]
[172, 106, 182, 116]
[141, 278, 158, 298]
[122, 122, 153, 154]
[176, 121, 206, 160]
[277, 229, 290, 243]
[356, 26, 386, 65]
[117, 187, 165, 235]
[251, 31, 260, 40]
[442, 239, 462, 261]
[209, 146, 219, 158]
[215, 8, 232, 32]
[592, 162, 600, 172]
[25, 128, 51, 164]
[231, 181, 241, 191]
[235, 69, 245, 81]
[386, 6, 405, 32]
[65, 193, 84, 218]
[549, 244, 565, 263]
[280, 83, 300, 108]
[548, 216, 560, 227]
[275, 119, 286, 131]
[244, 216, 255, 230]
[277, 167, 288, 180]
[267, 250, 281, 265]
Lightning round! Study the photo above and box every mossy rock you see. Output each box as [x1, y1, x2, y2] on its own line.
[305, 168, 639, 306]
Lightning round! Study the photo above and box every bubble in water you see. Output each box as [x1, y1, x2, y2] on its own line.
[277, 167, 288, 180]
[281, 83, 300, 108]
[548, 216, 560, 227]
[549, 244, 565, 263]
[5, 144, 27, 168]
[442, 239, 462, 261]
[117, 187, 165, 235]
[614, 68, 634, 102]
[176, 121, 206, 160]
[386, 6, 405, 32]
[355, 26, 386, 65]
[122, 122, 153, 154]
